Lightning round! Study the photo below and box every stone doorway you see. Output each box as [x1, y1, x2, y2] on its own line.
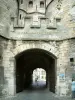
[15, 48, 57, 93]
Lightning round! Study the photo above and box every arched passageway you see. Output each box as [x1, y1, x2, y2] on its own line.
[15, 49, 57, 93]
[32, 68, 46, 89]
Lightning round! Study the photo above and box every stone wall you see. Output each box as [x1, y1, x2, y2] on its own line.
[0, 39, 58, 96]
[56, 40, 71, 96]
[0, 0, 18, 38]
[0, 37, 4, 96]
[0, 37, 8, 96]
[0, 37, 75, 96]
[0, 0, 75, 40]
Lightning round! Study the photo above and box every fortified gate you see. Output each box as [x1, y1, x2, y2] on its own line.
[0, 0, 75, 97]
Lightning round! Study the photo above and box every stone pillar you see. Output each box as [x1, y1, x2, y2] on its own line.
[0, 66, 4, 97]
[7, 57, 16, 96]
[0, 44, 4, 97]
[2, 53, 16, 96]
[56, 40, 71, 96]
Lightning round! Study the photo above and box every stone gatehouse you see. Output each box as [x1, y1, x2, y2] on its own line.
[0, 0, 75, 97]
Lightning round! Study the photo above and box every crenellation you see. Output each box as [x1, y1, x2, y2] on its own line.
[12, 15, 58, 29]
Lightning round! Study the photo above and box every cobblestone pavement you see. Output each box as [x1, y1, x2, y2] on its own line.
[0, 83, 75, 100]
[0, 89, 75, 100]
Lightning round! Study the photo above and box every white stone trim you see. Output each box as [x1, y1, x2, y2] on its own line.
[11, 42, 58, 58]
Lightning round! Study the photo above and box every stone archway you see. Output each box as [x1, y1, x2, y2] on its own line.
[15, 48, 57, 93]
[2, 42, 58, 96]
[12, 42, 58, 57]
[11, 42, 58, 94]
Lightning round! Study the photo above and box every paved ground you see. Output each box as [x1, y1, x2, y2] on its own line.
[0, 89, 75, 100]
[0, 81, 75, 100]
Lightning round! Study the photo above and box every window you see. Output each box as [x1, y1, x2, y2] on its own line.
[29, 1, 33, 7]
[42, 76, 44, 79]
[40, 1, 44, 8]
[20, 14, 21, 19]
[0, 55, 2, 60]
[72, 73, 75, 80]
[21, 0, 23, 4]
[70, 58, 74, 62]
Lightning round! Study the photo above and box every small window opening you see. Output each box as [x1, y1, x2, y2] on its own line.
[0, 55, 2, 61]
[40, 1, 44, 8]
[21, 0, 23, 4]
[29, 1, 33, 7]
[0, 56, 1, 60]
[20, 14, 21, 19]
[70, 58, 74, 62]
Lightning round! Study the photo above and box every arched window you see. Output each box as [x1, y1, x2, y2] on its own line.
[40, 1, 44, 8]
[29, 1, 33, 7]
[21, 0, 23, 4]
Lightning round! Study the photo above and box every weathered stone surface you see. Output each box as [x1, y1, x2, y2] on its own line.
[0, 0, 75, 40]
[0, 0, 75, 98]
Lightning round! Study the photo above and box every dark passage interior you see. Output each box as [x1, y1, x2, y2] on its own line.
[15, 49, 56, 93]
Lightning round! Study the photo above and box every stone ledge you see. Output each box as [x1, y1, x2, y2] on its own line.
[14, 26, 24, 28]
[30, 24, 41, 28]
[46, 25, 57, 29]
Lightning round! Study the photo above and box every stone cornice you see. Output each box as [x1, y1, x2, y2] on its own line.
[0, 32, 75, 41]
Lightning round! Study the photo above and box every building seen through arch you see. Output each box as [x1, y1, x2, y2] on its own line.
[33, 68, 46, 82]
